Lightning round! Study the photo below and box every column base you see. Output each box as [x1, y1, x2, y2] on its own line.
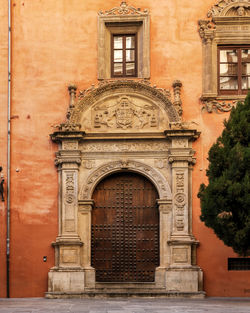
[166, 266, 203, 292]
[47, 269, 85, 294]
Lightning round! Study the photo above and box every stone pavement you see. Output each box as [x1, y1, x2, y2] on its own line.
[0, 297, 250, 313]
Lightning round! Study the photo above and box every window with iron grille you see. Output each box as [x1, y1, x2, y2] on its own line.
[218, 46, 250, 95]
[111, 34, 137, 78]
[228, 258, 250, 271]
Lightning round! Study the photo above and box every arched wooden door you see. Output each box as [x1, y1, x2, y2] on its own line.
[91, 172, 159, 282]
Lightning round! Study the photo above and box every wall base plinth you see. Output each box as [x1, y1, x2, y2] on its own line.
[46, 267, 205, 298]
[47, 270, 85, 295]
[166, 267, 203, 293]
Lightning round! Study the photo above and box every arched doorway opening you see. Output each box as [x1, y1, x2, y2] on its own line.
[91, 172, 159, 282]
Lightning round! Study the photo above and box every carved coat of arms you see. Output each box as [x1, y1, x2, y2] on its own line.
[115, 97, 134, 129]
[93, 96, 158, 130]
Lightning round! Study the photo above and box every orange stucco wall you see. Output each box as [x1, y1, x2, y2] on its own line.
[0, 0, 249, 297]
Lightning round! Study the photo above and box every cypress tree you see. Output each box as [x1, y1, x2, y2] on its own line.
[198, 94, 250, 256]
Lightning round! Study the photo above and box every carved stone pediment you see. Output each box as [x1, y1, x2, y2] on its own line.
[98, 1, 149, 16]
[59, 80, 181, 135]
[207, 0, 250, 18]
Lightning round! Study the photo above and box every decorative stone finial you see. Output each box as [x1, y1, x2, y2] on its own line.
[68, 85, 77, 109]
[172, 80, 183, 117]
[66, 85, 77, 120]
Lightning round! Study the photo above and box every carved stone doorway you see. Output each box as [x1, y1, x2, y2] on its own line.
[91, 172, 159, 283]
[46, 80, 205, 298]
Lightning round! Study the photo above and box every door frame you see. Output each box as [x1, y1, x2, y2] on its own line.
[78, 161, 172, 288]
[91, 171, 160, 283]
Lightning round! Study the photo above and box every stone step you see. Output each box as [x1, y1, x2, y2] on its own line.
[95, 282, 157, 289]
[45, 291, 206, 299]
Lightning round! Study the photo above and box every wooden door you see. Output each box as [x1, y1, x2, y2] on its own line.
[91, 172, 159, 282]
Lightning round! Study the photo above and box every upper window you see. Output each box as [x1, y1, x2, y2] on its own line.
[218, 46, 250, 95]
[111, 34, 137, 77]
[98, 2, 150, 80]
[199, 0, 250, 103]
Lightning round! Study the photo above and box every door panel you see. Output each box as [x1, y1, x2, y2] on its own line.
[91, 172, 159, 282]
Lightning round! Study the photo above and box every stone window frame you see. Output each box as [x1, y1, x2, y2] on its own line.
[98, 2, 150, 80]
[218, 45, 250, 95]
[199, 1, 250, 112]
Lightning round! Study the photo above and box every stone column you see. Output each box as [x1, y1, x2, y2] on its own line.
[78, 200, 95, 288]
[165, 130, 204, 294]
[155, 199, 172, 287]
[47, 140, 85, 296]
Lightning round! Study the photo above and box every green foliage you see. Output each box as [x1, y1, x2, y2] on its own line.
[198, 94, 250, 256]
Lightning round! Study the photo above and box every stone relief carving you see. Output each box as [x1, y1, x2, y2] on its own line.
[198, 20, 215, 43]
[65, 172, 75, 204]
[93, 95, 158, 130]
[201, 99, 238, 113]
[62, 141, 78, 150]
[173, 139, 188, 148]
[174, 172, 186, 232]
[68, 80, 181, 128]
[80, 141, 169, 152]
[98, 1, 149, 16]
[173, 247, 188, 263]
[169, 121, 198, 130]
[79, 160, 172, 199]
[207, 0, 250, 18]
[82, 160, 95, 169]
[78, 79, 172, 100]
[154, 159, 168, 169]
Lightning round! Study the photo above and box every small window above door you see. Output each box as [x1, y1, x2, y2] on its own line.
[111, 34, 137, 77]
[98, 2, 150, 80]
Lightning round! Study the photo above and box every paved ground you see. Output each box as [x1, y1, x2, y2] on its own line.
[0, 298, 249, 313]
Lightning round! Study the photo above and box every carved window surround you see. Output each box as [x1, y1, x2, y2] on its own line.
[199, 0, 250, 113]
[98, 1, 150, 79]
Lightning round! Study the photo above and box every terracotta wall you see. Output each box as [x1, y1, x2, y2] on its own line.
[0, 0, 249, 297]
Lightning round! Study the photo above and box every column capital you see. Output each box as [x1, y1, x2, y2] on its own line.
[78, 199, 94, 213]
[55, 150, 81, 168]
[157, 199, 172, 214]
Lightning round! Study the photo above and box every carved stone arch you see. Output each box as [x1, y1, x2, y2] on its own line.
[79, 160, 172, 200]
[65, 80, 182, 133]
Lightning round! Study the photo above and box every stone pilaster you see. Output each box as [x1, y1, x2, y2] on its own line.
[47, 140, 85, 295]
[165, 130, 203, 293]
